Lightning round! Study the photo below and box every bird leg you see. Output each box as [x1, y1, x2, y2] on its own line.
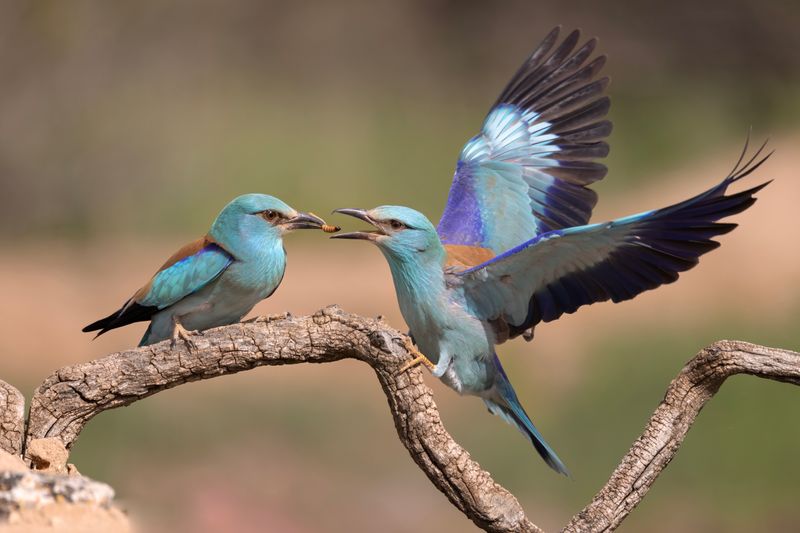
[395, 338, 436, 375]
[171, 317, 199, 352]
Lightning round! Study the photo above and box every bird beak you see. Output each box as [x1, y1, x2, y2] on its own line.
[330, 208, 382, 241]
[283, 211, 327, 231]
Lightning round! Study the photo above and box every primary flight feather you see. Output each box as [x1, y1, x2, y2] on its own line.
[332, 27, 771, 475]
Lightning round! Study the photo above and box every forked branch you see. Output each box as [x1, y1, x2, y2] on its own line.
[17, 307, 800, 532]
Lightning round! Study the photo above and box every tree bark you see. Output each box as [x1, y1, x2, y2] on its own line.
[0, 380, 24, 457]
[10, 307, 800, 532]
[25, 306, 540, 532]
[563, 340, 800, 532]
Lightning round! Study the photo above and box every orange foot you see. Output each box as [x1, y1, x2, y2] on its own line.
[171, 318, 199, 352]
[395, 338, 436, 375]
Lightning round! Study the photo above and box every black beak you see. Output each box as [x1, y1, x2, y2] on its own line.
[330, 208, 382, 241]
[283, 211, 326, 231]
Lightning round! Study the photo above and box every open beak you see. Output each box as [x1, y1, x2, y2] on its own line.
[330, 208, 383, 241]
[283, 211, 327, 231]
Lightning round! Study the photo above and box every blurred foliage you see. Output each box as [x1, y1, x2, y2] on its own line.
[2, 0, 799, 239]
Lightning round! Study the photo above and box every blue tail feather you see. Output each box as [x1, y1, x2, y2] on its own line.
[484, 355, 569, 476]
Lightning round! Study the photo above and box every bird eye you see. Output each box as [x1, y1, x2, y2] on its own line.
[262, 210, 279, 222]
[389, 219, 406, 231]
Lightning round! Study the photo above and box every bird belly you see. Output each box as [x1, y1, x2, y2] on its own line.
[412, 306, 495, 397]
[440, 329, 495, 396]
[158, 266, 279, 337]
[194, 278, 273, 329]
[394, 279, 496, 396]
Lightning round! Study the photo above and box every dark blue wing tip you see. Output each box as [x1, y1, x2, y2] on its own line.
[728, 136, 772, 184]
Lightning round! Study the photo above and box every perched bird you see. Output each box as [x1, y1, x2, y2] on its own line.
[332, 27, 771, 475]
[83, 194, 329, 347]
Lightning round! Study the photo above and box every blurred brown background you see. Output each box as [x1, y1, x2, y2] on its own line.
[1, 1, 799, 531]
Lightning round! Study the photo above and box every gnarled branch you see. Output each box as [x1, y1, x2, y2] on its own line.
[564, 340, 800, 533]
[25, 306, 540, 533]
[17, 307, 800, 532]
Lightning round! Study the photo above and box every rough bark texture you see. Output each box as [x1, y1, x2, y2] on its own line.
[563, 340, 800, 533]
[0, 381, 24, 457]
[25, 306, 539, 533]
[7, 307, 799, 531]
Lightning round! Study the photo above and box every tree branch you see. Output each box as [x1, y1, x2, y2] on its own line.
[25, 306, 540, 533]
[563, 340, 800, 533]
[18, 307, 800, 532]
[0, 380, 24, 456]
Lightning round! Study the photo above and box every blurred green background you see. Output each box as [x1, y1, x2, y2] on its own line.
[1, 1, 798, 531]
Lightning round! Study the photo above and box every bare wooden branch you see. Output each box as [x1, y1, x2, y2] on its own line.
[563, 340, 800, 533]
[0, 380, 25, 456]
[25, 306, 540, 533]
[17, 307, 800, 532]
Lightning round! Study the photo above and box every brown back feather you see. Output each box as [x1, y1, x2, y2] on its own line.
[444, 244, 495, 269]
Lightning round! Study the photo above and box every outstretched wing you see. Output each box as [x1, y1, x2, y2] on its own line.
[437, 27, 612, 255]
[83, 237, 234, 336]
[454, 143, 771, 343]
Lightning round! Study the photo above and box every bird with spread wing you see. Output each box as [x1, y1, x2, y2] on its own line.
[332, 27, 771, 474]
[84, 194, 332, 347]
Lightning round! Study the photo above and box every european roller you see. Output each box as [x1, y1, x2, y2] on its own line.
[332, 27, 771, 474]
[83, 194, 332, 347]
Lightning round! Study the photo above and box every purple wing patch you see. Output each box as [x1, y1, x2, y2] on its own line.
[436, 27, 611, 254]
[437, 161, 485, 247]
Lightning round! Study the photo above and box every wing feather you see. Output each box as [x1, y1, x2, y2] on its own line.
[437, 27, 611, 253]
[455, 143, 771, 342]
[82, 236, 234, 336]
[136, 237, 233, 309]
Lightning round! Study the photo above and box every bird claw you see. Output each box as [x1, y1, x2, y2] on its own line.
[394, 338, 436, 376]
[395, 354, 436, 375]
[171, 321, 200, 352]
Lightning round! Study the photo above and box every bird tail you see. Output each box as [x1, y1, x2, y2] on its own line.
[82, 300, 156, 338]
[82, 309, 122, 337]
[483, 354, 569, 476]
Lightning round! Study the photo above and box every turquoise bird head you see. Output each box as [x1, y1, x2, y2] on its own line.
[331, 205, 445, 265]
[210, 194, 326, 243]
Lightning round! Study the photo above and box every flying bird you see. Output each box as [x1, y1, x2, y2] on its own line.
[84, 194, 330, 347]
[332, 27, 771, 475]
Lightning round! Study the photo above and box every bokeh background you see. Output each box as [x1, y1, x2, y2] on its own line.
[2, 1, 799, 531]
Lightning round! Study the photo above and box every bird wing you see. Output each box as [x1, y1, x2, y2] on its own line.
[453, 144, 771, 343]
[134, 236, 234, 308]
[436, 27, 611, 254]
[82, 236, 234, 335]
